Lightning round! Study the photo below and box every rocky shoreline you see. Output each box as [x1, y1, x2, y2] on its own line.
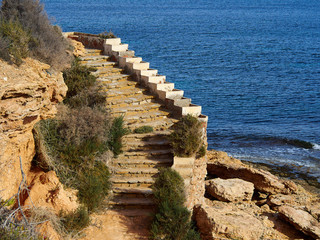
[242, 160, 320, 197]
[195, 150, 320, 240]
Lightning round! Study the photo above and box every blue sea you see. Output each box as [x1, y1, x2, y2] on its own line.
[42, 0, 320, 182]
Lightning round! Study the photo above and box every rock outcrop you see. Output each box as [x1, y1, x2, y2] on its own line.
[278, 205, 320, 239]
[25, 170, 78, 214]
[206, 178, 254, 202]
[194, 199, 308, 240]
[207, 150, 297, 194]
[195, 150, 320, 240]
[0, 58, 67, 200]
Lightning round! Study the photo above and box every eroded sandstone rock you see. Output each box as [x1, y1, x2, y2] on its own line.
[193, 200, 306, 240]
[24, 171, 78, 214]
[0, 58, 67, 199]
[278, 205, 320, 239]
[207, 150, 297, 194]
[205, 178, 254, 202]
[267, 193, 312, 210]
[194, 203, 265, 240]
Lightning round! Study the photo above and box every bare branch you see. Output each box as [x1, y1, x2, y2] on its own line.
[18, 156, 29, 226]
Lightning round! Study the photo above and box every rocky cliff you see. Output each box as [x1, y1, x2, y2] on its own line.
[0, 58, 67, 200]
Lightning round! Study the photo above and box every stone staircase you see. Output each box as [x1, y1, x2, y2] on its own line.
[80, 48, 176, 210]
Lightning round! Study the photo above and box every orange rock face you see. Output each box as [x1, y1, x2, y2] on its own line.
[0, 58, 67, 200]
[25, 170, 78, 214]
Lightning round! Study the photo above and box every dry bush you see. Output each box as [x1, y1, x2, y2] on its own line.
[57, 104, 110, 146]
[0, 203, 40, 239]
[98, 30, 116, 39]
[29, 207, 65, 237]
[169, 114, 203, 157]
[0, 18, 33, 65]
[1, 0, 70, 69]
[0, 33, 11, 62]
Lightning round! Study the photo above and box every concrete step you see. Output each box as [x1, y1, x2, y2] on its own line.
[110, 176, 154, 188]
[110, 103, 163, 115]
[97, 75, 130, 85]
[82, 60, 116, 68]
[113, 187, 153, 196]
[106, 87, 148, 98]
[83, 49, 103, 56]
[105, 79, 139, 90]
[112, 157, 173, 168]
[109, 196, 155, 209]
[123, 139, 170, 152]
[123, 131, 171, 140]
[122, 149, 172, 158]
[93, 68, 125, 77]
[126, 118, 177, 131]
[113, 167, 159, 178]
[107, 94, 156, 107]
[80, 54, 109, 62]
[123, 109, 170, 121]
[111, 208, 155, 217]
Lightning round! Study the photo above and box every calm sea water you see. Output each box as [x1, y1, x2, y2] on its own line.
[42, 0, 320, 182]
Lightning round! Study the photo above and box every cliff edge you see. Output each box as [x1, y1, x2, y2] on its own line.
[0, 58, 67, 199]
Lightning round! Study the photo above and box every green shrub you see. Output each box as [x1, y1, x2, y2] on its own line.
[134, 126, 153, 134]
[77, 162, 110, 212]
[65, 85, 106, 109]
[152, 168, 185, 206]
[60, 207, 90, 233]
[169, 114, 203, 157]
[108, 116, 130, 157]
[0, 19, 32, 65]
[1, 0, 70, 69]
[151, 202, 195, 240]
[150, 168, 201, 240]
[63, 59, 97, 100]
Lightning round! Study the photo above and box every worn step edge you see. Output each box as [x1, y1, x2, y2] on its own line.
[110, 176, 154, 184]
[109, 197, 155, 206]
[112, 187, 153, 195]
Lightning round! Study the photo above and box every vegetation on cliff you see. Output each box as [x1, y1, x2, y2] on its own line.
[36, 61, 112, 213]
[151, 168, 201, 240]
[0, 0, 70, 68]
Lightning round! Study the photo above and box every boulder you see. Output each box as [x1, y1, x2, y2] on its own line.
[267, 193, 312, 210]
[278, 205, 320, 239]
[194, 203, 266, 240]
[194, 200, 310, 240]
[206, 178, 254, 202]
[207, 150, 297, 194]
[306, 200, 320, 221]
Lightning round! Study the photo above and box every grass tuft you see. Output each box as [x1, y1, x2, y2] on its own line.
[134, 126, 154, 134]
[108, 116, 130, 157]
